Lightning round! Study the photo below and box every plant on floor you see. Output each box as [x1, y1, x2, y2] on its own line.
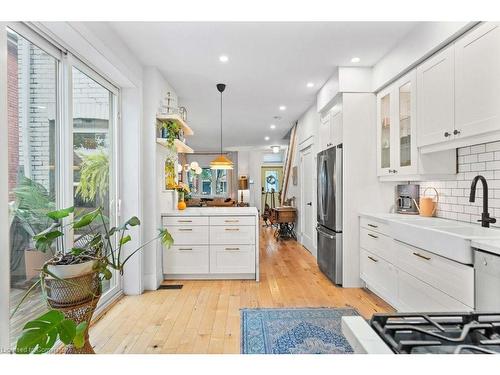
[13, 206, 174, 354]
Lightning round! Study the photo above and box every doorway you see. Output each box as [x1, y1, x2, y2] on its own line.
[261, 166, 283, 213]
[300, 144, 315, 255]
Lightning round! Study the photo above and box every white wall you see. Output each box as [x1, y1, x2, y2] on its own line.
[342, 93, 396, 287]
[372, 22, 475, 91]
[143, 66, 178, 291]
[287, 104, 321, 257]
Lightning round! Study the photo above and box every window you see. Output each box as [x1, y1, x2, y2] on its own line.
[5, 25, 120, 350]
[7, 28, 58, 348]
[188, 168, 229, 197]
[72, 67, 116, 294]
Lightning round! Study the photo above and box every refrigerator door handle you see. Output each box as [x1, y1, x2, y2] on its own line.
[316, 226, 335, 239]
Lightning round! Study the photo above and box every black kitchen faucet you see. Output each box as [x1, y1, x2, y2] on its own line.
[469, 175, 496, 228]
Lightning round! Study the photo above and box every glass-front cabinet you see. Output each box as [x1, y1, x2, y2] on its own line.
[376, 69, 417, 177]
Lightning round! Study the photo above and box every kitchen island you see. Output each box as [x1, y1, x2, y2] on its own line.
[161, 207, 259, 281]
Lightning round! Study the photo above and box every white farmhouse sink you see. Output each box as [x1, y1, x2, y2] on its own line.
[363, 213, 500, 265]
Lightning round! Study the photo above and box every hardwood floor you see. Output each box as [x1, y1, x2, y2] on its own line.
[89, 224, 393, 354]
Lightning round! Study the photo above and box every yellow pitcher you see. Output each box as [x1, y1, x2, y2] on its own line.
[413, 187, 439, 217]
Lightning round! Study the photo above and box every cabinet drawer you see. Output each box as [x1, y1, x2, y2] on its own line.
[393, 240, 474, 307]
[210, 225, 255, 245]
[360, 217, 389, 236]
[210, 245, 256, 274]
[360, 249, 398, 307]
[169, 226, 209, 245]
[163, 245, 209, 274]
[163, 216, 209, 227]
[359, 228, 395, 263]
[210, 216, 255, 226]
[398, 270, 471, 313]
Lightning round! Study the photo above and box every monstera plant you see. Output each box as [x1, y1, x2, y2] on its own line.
[13, 206, 173, 354]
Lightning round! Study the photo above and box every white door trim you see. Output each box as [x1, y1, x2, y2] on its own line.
[299, 138, 316, 256]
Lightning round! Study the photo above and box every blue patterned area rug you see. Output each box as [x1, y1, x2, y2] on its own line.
[241, 307, 358, 354]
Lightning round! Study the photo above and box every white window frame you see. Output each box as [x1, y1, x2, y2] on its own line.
[0, 23, 123, 350]
[188, 168, 231, 198]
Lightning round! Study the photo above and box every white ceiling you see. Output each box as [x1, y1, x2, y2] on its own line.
[109, 22, 419, 151]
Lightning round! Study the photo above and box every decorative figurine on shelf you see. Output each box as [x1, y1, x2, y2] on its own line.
[174, 182, 190, 210]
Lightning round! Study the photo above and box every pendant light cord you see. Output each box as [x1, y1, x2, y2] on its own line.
[220, 90, 223, 155]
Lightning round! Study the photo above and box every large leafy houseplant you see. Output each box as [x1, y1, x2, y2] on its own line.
[13, 206, 173, 354]
[75, 149, 109, 204]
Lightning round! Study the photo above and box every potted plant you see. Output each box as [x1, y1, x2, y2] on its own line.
[13, 206, 173, 354]
[158, 120, 181, 150]
[11, 177, 56, 282]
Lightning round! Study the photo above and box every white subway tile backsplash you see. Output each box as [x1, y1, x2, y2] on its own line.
[471, 144, 486, 154]
[464, 154, 478, 163]
[418, 140, 500, 229]
[486, 141, 500, 152]
[478, 152, 494, 162]
[458, 147, 471, 156]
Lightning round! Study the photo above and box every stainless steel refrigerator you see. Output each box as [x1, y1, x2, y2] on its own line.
[316, 145, 343, 285]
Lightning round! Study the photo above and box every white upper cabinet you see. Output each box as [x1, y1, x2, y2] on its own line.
[455, 22, 500, 139]
[417, 45, 455, 148]
[377, 70, 417, 177]
[319, 112, 332, 151]
[330, 109, 343, 147]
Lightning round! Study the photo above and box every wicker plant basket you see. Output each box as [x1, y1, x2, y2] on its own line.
[45, 272, 101, 354]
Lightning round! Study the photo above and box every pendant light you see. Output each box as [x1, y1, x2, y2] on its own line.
[210, 83, 234, 170]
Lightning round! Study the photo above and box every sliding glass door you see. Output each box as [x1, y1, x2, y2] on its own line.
[5, 24, 121, 351]
[7, 27, 59, 349]
[71, 65, 119, 297]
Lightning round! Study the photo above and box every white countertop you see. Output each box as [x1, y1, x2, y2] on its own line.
[360, 212, 500, 264]
[162, 206, 259, 217]
[471, 239, 500, 256]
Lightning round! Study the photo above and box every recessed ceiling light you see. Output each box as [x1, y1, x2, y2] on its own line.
[264, 136, 270, 141]
[351, 57, 361, 63]
[270, 124, 276, 129]
[306, 82, 314, 88]
[219, 55, 229, 63]
[279, 105, 286, 111]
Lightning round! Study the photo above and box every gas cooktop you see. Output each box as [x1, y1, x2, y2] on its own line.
[370, 312, 500, 354]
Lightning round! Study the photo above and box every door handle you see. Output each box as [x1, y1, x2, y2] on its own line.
[444, 131, 451, 138]
[453, 129, 461, 136]
[316, 227, 335, 239]
[306, 202, 312, 206]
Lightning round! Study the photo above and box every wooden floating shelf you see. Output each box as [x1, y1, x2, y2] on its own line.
[156, 138, 194, 154]
[156, 113, 194, 136]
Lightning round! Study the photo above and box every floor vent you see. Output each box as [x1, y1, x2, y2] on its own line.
[158, 284, 183, 290]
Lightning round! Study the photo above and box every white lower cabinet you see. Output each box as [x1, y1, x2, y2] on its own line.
[163, 246, 209, 274]
[397, 270, 470, 313]
[162, 214, 257, 279]
[360, 249, 398, 306]
[360, 218, 474, 312]
[210, 245, 256, 274]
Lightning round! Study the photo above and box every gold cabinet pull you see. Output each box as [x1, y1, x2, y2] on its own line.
[368, 233, 378, 239]
[367, 223, 378, 228]
[225, 247, 240, 251]
[413, 252, 431, 261]
[178, 248, 193, 251]
[224, 219, 239, 223]
[178, 228, 193, 232]
[225, 228, 240, 231]
[178, 220, 192, 223]
[367, 255, 378, 263]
